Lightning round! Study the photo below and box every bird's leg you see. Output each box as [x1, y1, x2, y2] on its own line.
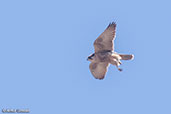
[115, 60, 122, 71]
[110, 59, 122, 71]
[116, 66, 122, 71]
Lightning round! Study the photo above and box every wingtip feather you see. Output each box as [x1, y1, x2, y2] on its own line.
[107, 22, 116, 29]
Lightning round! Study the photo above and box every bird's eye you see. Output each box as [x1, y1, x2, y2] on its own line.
[88, 53, 95, 60]
[90, 54, 94, 57]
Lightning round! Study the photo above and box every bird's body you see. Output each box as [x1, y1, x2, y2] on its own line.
[89, 51, 112, 62]
[87, 22, 134, 80]
[88, 51, 120, 64]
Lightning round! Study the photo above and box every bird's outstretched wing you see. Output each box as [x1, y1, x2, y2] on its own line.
[94, 22, 116, 53]
[89, 62, 109, 80]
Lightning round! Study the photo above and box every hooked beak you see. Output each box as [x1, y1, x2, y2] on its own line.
[87, 57, 91, 61]
[87, 58, 89, 61]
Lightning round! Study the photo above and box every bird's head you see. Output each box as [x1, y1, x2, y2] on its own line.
[87, 53, 95, 62]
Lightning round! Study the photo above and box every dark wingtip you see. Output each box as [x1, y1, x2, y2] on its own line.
[108, 21, 116, 28]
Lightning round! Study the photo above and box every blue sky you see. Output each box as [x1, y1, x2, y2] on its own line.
[0, 0, 171, 114]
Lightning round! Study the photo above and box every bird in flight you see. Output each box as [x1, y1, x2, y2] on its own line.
[87, 22, 134, 80]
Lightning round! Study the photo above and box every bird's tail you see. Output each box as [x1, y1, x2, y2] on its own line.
[119, 54, 134, 60]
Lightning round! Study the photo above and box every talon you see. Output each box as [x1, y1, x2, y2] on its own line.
[118, 68, 122, 72]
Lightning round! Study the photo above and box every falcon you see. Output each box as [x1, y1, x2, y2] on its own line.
[87, 22, 134, 80]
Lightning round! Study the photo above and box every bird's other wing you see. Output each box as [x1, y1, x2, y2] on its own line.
[89, 62, 109, 80]
[94, 22, 116, 53]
